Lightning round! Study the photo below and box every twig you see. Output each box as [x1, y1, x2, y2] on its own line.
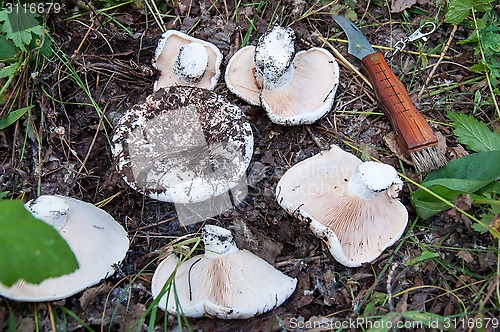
[386, 262, 398, 312]
[417, 25, 458, 100]
[77, 116, 104, 175]
[129, 217, 177, 232]
[71, 20, 95, 60]
[47, 302, 56, 331]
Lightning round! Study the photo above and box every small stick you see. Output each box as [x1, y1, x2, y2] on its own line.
[417, 25, 458, 100]
[71, 21, 95, 60]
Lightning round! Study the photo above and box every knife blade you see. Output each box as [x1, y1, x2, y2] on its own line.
[333, 16, 446, 173]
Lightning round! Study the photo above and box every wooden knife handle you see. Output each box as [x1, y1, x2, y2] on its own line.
[361, 52, 437, 152]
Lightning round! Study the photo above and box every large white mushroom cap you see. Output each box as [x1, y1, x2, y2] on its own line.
[112, 86, 254, 203]
[224, 26, 339, 125]
[0, 195, 129, 301]
[151, 225, 297, 319]
[153, 30, 223, 91]
[276, 145, 408, 267]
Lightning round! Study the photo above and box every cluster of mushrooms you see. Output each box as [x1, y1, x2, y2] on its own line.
[0, 26, 408, 320]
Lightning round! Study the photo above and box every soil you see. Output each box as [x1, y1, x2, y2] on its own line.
[0, 0, 498, 331]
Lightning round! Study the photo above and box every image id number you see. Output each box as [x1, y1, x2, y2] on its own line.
[5, 2, 61, 14]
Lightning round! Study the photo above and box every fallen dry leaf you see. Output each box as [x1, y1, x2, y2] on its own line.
[383, 132, 413, 165]
[391, 0, 417, 13]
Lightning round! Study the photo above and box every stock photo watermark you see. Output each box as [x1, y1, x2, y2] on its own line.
[3, 1, 61, 31]
[287, 315, 499, 331]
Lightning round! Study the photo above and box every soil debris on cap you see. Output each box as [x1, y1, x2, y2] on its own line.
[112, 86, 254, 203]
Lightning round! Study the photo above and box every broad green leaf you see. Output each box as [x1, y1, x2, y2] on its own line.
[448, 111, 500, 152]
[0, 191, 8, 199]
[412, 186, 458, 219]
[0, 200, 78, 287]
[422, 178, 493, 193]
[0, 9, 42, 51]
[0, 34, 18, 60]
[411, 151, 500, 219]
[0, 105, 32, 130]
[425, 150, 500, 181]
[445, 0, 473, 25]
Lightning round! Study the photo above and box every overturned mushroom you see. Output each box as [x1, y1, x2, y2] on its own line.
[0, 195, 129, 301]
[276, 145, 408, 267]
[225, 25, 339, 125]
[151, 225, 297, 319]
[112, 86, 253, 203]
[153, 30, 223, 91]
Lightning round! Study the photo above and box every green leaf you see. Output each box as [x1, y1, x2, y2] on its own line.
[401, 311, 448, 328]
[425, 150, 500, 182]
[0, 62, 19, 78]
[0, 191, 8, 199]
[472, 0, 493, 12]
[445, 0, 473, 25]
[406, 250, 440, 266]
[472, 221, 489, 234]
[481, 28, 500, 53]
[0, 105, 32, 130]
[30, 31, 52, 57]
[366, 312, 401, 332]
[411, 151, 500, 219]
[0, 200, 78, 287]
[448, 111, 500, 152]
[0, 34, 18, 60]
[0, 9, 43, 52]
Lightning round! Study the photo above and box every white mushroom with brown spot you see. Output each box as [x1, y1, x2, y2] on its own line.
[276, 145, 408, 267]
[0, 195, 129, 302]
[153, 30, 223, 91]
[151, 225, 297, 319]
[111, 86, 253, 204]
[225, 25, 340, 125]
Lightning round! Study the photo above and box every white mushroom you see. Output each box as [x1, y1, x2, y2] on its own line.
[151, 225, 297, 319]
[276, 145, 408, 267]
[225, 25, 339, 125]
[0, 195, 129, 301]
[112, 86, 253, 204]
[153, 30, 223, 91]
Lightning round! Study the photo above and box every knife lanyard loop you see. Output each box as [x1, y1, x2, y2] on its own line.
[388, 21, 436, 57]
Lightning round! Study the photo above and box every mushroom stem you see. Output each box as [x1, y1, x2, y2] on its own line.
[25, 195, 69, 230]
[202, 225, 238, 259]
[254, 26, 296, 90]
[347, 161, 403, 200]
[173, 42, 209, 84]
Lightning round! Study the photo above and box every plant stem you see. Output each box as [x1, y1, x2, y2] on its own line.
[471, 8, 500, 119]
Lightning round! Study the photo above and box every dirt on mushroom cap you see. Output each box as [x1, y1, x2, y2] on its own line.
[112, 86, 254, 203]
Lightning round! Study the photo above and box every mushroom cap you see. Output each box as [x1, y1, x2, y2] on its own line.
[151, 226, 297, 319]
[224, 45, 339, 125]
[0, 195, 129, 302]
[276, 145, 408, 267]
[261, 47, 339, 125]
[153, 30, 223, 91]
[112, 86, 254, 203]
[224, 46, 261, 106]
